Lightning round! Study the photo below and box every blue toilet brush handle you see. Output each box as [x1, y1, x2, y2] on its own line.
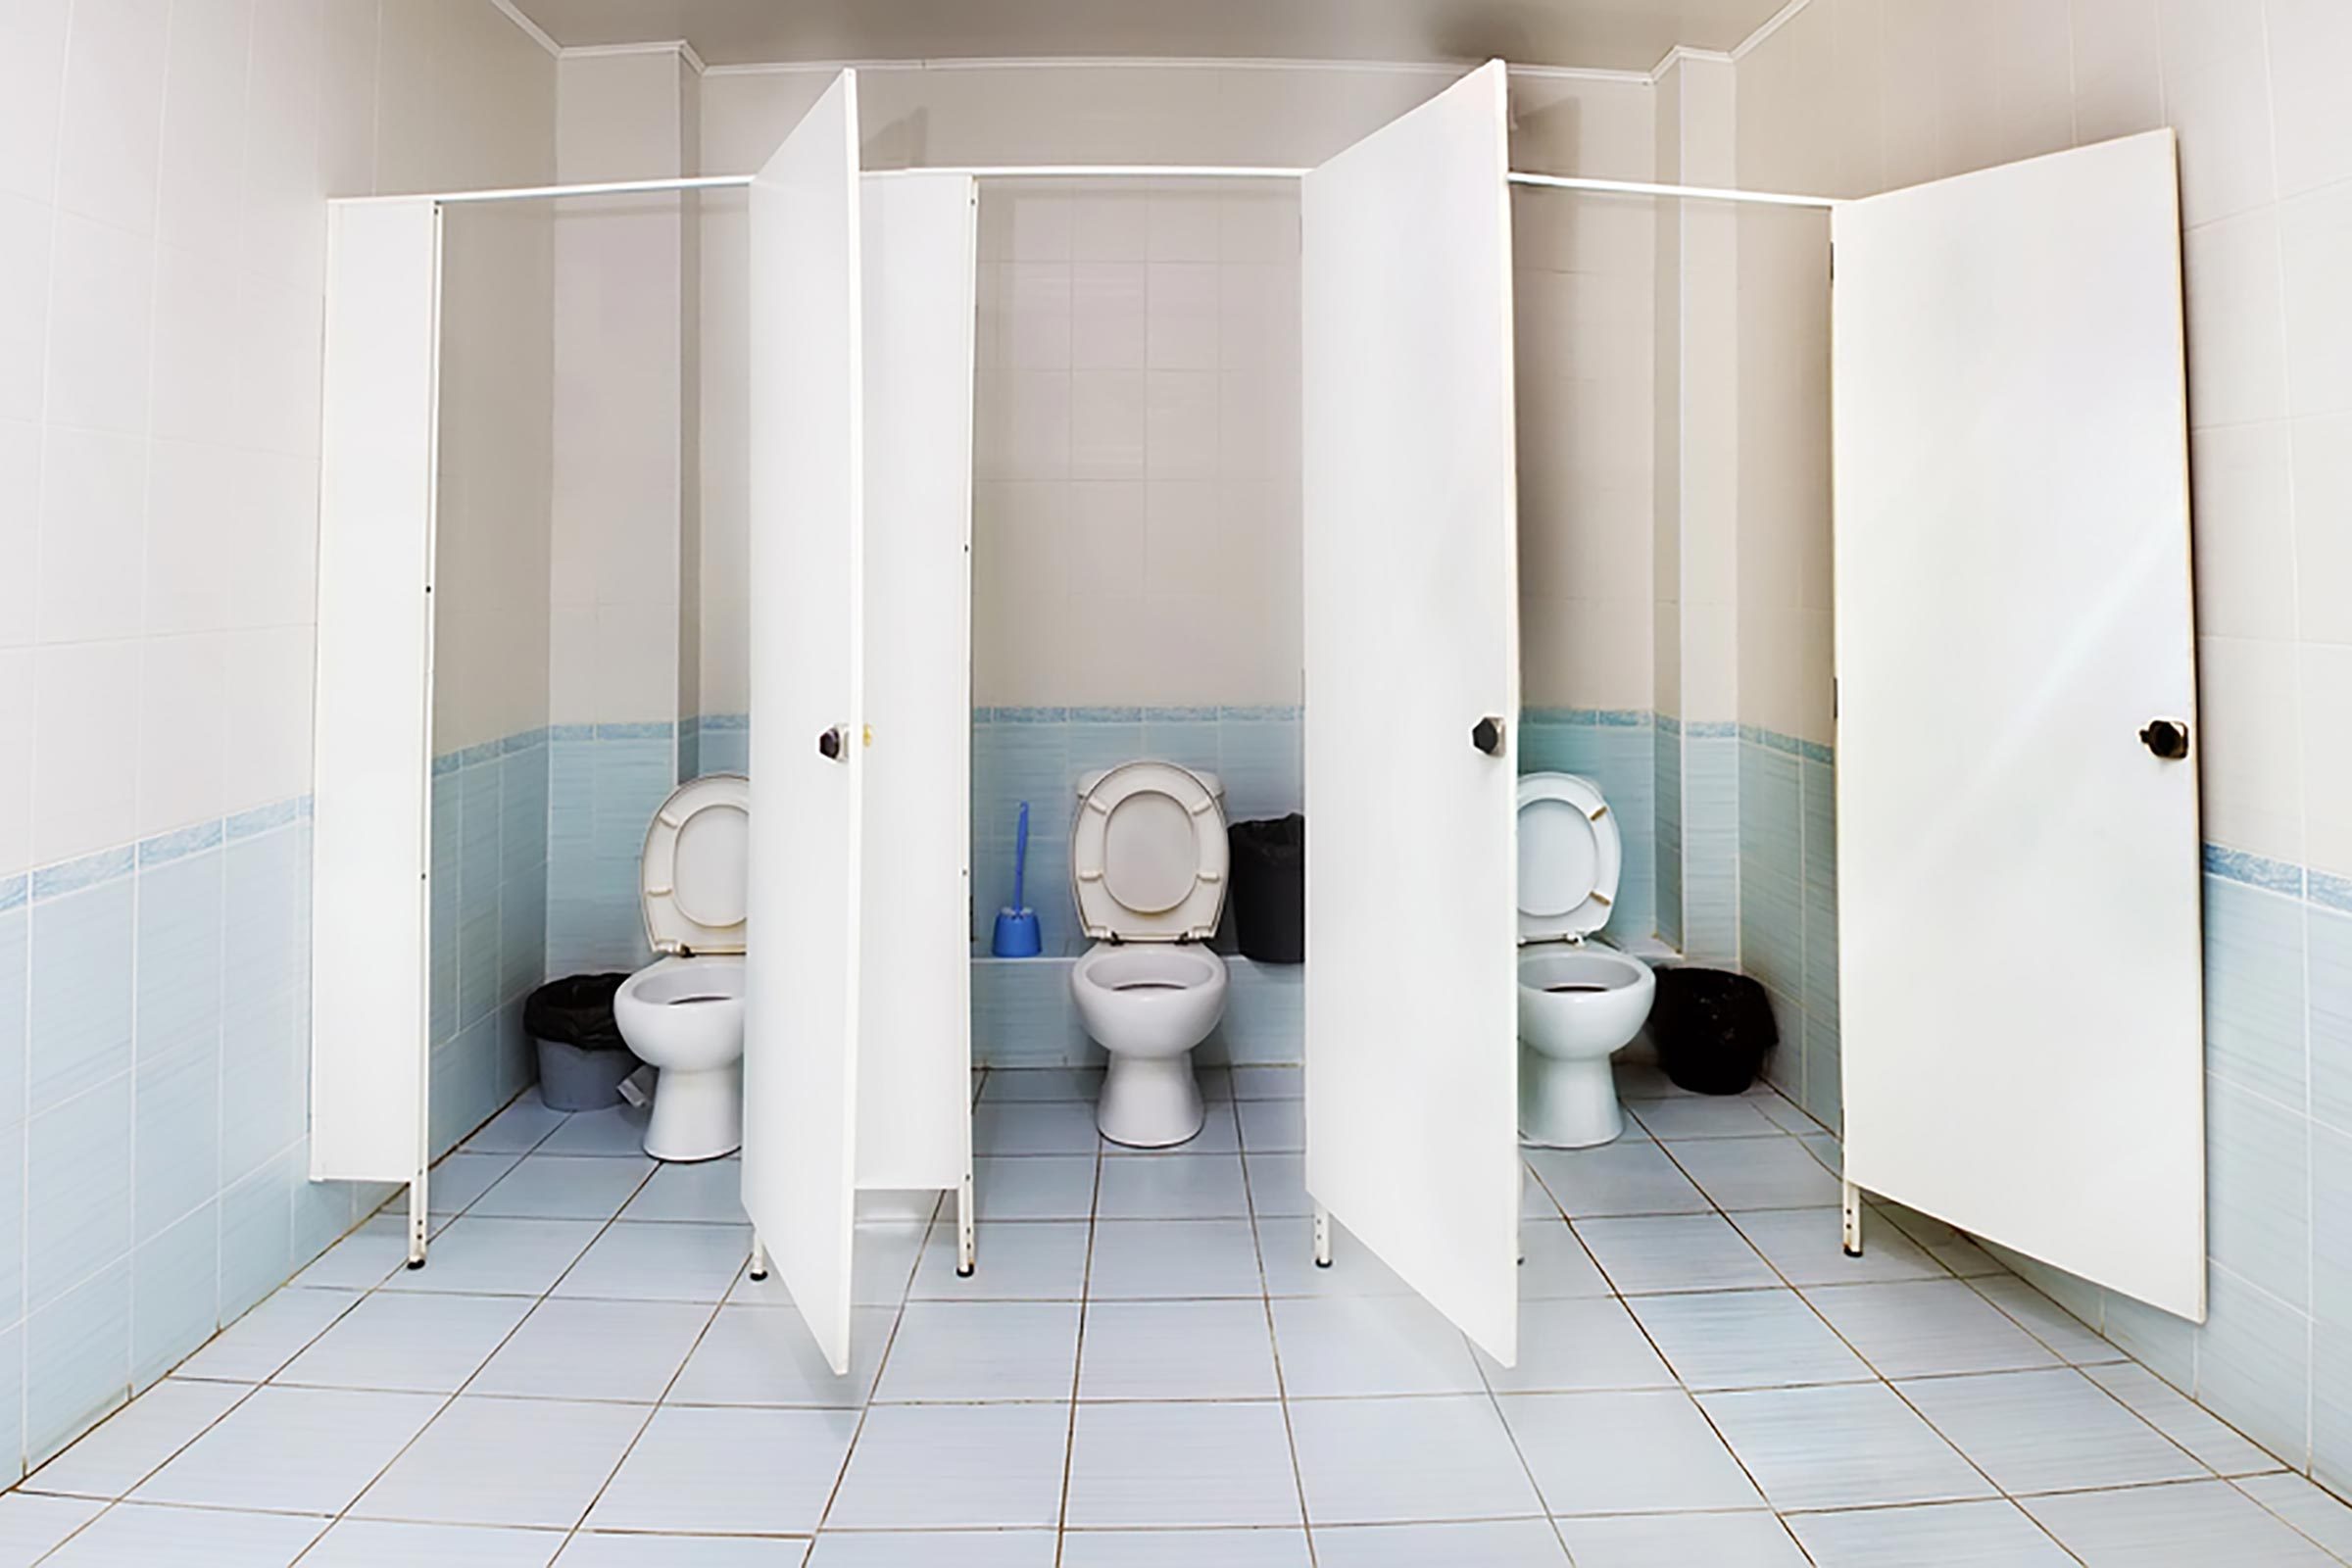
[1012, 801, 1030, 911]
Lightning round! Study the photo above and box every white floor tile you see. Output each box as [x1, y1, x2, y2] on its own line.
[620, 1160, 751, 1224]
[873, 1299, 1080, 1401]
[352, 1396, 648, 1529]
[428, 1152, 526, 1216]
[1968, 1274, 2129, 1364]
[1553, 1512, 1806, 1567]
[1096, 1153, 1250, 1219]
[172, 1287, 364, 1382]
[1669, 1137, 1844, 1210]
[1080, 1299, 1280, 1399]
[1871, 1201, 2002, 1276]
[563, 1534, 810, 1566]
[302, 1518, 567, 1566]
[1480, 1297, 1678, 1395]
[382, 1217, 604, 1298]
[534, 1103, 655, 1157]
[470, 1154, 656, 1221]
[1271, 1295, 1485, 1398]
[1627, 1289, 1874, 1391]
[825, 1403, 1072, 1530]
[1806, 1279, 2065, 1379]
[975, 1098, 1107, 1155]
[1105, 1099, 1242, 1154]
[276, 1291, 535, 1395]
[1698, 1382, 1996, 1511]
[980, 1066, 1104, 1102]
[972, 1154, 1099, 1220]
[1897, 1368, 2212, 1494]
[1517, 1220, 1613, 1298]
[2083, 1362, 2287, 1476]
[1289, 1395, 1543, 1525]
[2025, 1478, 2338, 1566]
[1786, 1499, 2073, 1566]
[132, 1385, 445, 1514]
[1524, 1144, 1708, 1219]
[2239, 1473, 2352, 1558]
[469, 1298, 716, 1403]
[42, 1501, 327, 1566]
[1059, 1527, 1308, 1566]
[911, 1220, 1091, 1300]
[1312, 1520, 1567, 1567]
[1499, 1390, 1763, 1516]
[1230, 1066, 1301, 1100]
[1257, 1217, 1413, 1298]
[24, 1378, 248, 1498]
[0, 1494, 105, 1563]
[1628, 1096, 1786, 1141]
[1728, 1206, 1944, 1288]
[463, 1092, 571, 1154]
[1088, 1218, 1262, 1298]
[1237, 1098, 1304, 1152]
[588, 1404, 858, 1534]
[1064, 1400, 1303, 1529]
[668, 1304, 894, 1407]
[1243, 1153, 1314, 1217]
[554, 1221, 751, 1303]
[1576, 1212, 1780, 1295]
[291, 1219, 416, 1291]
[728, 1223, 923, 1311]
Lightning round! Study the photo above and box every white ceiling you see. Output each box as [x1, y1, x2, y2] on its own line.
[505, 0, 1792, 73]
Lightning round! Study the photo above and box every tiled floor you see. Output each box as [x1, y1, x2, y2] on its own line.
[7, 1061, 2352, 1565]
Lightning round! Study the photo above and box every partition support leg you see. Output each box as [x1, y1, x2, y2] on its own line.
[956, 1172, 976, 1278]
[1313, 1204, 1332, 1269]
[405, 1171, 428, 1270]
[749, 1235, 771, 1283]
[1841, 1181, 1864, 1258]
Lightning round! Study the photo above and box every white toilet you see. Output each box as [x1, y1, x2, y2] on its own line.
[612, 774, 750, 1162]
[1067, 761, 1231, 1148]
[1517, 771, 1658, 1149]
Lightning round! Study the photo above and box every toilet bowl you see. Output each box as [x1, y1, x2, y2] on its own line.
[612, 774, 750, 1161]
[1068, 761, 1231, 1149]
[1516, 772, 1657, 1149]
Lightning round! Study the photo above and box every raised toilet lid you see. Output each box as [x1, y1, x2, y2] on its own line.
[1517, 771, 1620, 943]
[641, 773, 751, 955]
[1071, 761, 1228, 942]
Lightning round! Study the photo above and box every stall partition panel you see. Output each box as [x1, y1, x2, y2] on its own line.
[1300, 60, 1523, 1365]
[856, 172, 978, 1198]
[312, 198, 443, 1190]
[743, 70, 867, 1373]
[1833, 130, 2205, 1319]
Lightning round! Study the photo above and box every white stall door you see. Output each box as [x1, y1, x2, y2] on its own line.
[1834, 130, 2204, 1320]
[1301, 60, 1523, 1365]
[312, 198, 442, 1187]
[857, 171, 977, 1196]
[743, 70, 867, 1373]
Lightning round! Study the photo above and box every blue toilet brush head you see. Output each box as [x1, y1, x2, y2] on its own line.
[992, 801, 1043, 956]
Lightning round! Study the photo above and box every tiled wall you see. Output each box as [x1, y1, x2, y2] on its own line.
[1736, 728, 1839, 1135]
[546, 723, 682, 977]
[427, 732, 550, 1156]
[1519, 710, 1658, 945]
[1676, 720, 1741, 964]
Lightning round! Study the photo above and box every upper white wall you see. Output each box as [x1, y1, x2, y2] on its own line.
[693, 59, 1656, 712]
[0, 0, 558, 878]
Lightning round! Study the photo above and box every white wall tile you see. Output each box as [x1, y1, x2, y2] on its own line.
[0, 418, 36, 647]
[2278, 181, 2352, 419]
[2181, 210, 2289, 429]
[52, 0, 171, 236]
[2197, 634, 2307, 863]
[0, 191, 51, 423]
[153, 0, 253, 268]
[1147, 192, 1220, 262]
[1143, 370, 1217, 480]
[2189, 422, 2300, 641]
[35, 425, 146, 644]
[1070, 262, 1146, 369]
[2070, 0, 2166, 144]
[1145, 263, 1219, 371]
[220, 623, 312, 809]
[2292, 415, 2352, 647]
[0, 0, 73, 205]
[1070, 369, 1146, 480]
[2157, 0, 2279, 224]
[2302, 645, 2352, 879]
[32, 638, 140, 864]
[147, 241, 243, 449]
[142, 438, 237, 636]
[1004, 263, 1073, 370]
[2265, 0, 2352, 198]
[0, 646, 32, 874]
[135, 630, 225, 835]
[43, 212, 153, 435]
[1070, 191, 1150, 261]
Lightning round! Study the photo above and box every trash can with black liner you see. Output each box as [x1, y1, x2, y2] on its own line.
[1645, 966, 1778, 1095]
[522, 973, 642, 1110]
[1227, 814, 1305, 963]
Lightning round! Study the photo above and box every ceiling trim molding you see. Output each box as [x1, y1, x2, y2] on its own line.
[562, 38, 710, 74]
[1731, 0, 1814, 61]
[686, 52, 1651, 86]
[1647, 45, 1735, 83]
[487, 0, 560, 58]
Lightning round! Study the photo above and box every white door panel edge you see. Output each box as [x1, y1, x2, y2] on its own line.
[311, 198, 441, 1188]
[1833, 129, 2205, 1320]
[744, 70, 865, 1375]
[857, 171, 977, 1195]
[1301, 60, 1522, 1365]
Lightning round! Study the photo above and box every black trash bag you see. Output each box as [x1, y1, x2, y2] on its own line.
[1227, 814, 1305, 964]
[522, 973, 630, 1051]
[1645, 966, 1778, 1096]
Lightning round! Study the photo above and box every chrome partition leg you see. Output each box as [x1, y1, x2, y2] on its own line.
[956, 1172, 976, 1278]
[1841, 1180, 1864, 1258]
[405, 1170, 428, 1269]
[1313, 1204, 1333, 1268]
[749, 1235, 771, 1282]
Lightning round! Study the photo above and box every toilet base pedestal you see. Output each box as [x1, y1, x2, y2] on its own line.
[1098, 1054, 1205, 1149]
[1519, 1043, 1624, 1149]
[645, 1061, 744, 1162]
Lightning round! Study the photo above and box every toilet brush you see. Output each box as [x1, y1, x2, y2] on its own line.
[992, 802, 1044, 956]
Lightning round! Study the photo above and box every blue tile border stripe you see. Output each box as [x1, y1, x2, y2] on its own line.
[2205, 844, 2308, 898]
[0, 873, 23, 913]
[138, 819, 223, 869]
[31, 845, 136, 901]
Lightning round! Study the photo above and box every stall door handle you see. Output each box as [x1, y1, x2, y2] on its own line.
[2139, 719, 2189, 760]
[816, 724, 848, 762]
[1471, 716, 1506, 757]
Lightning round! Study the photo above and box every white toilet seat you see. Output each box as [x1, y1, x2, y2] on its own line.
[640, 773, 749, 956]
[1517, 772, 1620, 944]
[1072, 761, 1228, 942]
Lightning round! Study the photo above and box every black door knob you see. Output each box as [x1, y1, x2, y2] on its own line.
[2139, 719, 2189, 760]
[816, 725, 847, 761]
[1471, 716, 1505, 757]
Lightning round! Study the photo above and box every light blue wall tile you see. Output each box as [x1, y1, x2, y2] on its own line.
[1682, 736, 1740, 962]
[0, 907, 24, 1130]
[2318, 1323, 2352, 1496]
[1212, 720, 1298, 824]
[132, 1200, 218, 1390]
[1654, 733, 1683, 949]
[219, 1152, 294, 1322]
[221, 829, 304, 1186]
[2204, 875, 2308, 1109]
[24, 1259, 128, 1470]
[292, 1151, 357, 1265]
[135, 851, 223, 1250]
[971, 960, 1093, 1066]
[1215, 959, 1304, 1065]
[133, 1011, 218, 1247]
[2102, 1289, 2196, 1391]
[501, 744, 548, 882]
[0, 1321, 20, 1482]
[26, 1073, 130, 1312]
[2315, 1120, 2352, 1329]
[2206, 1075, 2310, 1310]
[2197, 1264, 2312, 1466]
[430, 774, 461, 1046]
[2311, 907, 2352, 1132]
[0, 1120, 21, 1328]
[27, 878, 133, 1113]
